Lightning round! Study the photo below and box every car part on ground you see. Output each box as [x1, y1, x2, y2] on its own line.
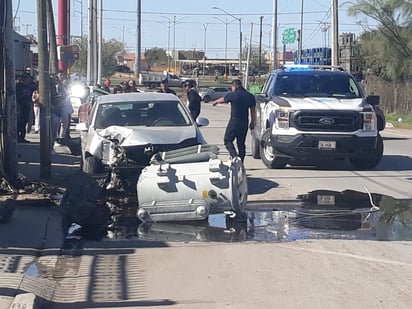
[253, 65, 385, 170]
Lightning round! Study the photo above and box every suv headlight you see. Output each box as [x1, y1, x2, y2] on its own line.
[362, 112, 377, 131]
[275, 110, 290, 129]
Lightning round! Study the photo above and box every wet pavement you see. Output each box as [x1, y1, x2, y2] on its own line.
[62, 189, 412, 245]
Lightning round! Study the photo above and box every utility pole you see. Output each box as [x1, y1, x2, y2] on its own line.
[244, 23, 254, 89]
[272, 0, 278, 70]
[298, 0, 304, 63]
[46, 0, 58, 74]
[331, 0, 339, 66]
[259, 16, 263, 70]
[87, 0, 94, 85]
[1, 0, 18, 181]
[135, 0, 142, 75]
[38, 0, 52, 179]
[97, 0, 102, 83]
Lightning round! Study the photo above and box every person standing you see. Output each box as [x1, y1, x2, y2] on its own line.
[32, 89, 40, 133]
[184, 80, 201, 120]
[158, 79, 176, 95]
[212, 79, 256, 163]
[16, 74, 34, 142]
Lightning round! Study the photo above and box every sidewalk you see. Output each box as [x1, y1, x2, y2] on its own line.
[0, 131, 80, 309]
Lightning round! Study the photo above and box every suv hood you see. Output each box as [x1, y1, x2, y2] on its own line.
[280, 97, 365, 111]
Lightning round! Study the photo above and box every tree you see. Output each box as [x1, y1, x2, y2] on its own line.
[71, 38, 124, 77]
[348, 0, 412, 81]
[144, 48, 168, 68]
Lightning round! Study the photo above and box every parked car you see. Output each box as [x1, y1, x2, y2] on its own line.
[77, 87, 110, 123]
[77, 92, 209, 174]
[199, 87, 231, 103]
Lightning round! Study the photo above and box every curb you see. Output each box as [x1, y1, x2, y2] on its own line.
[9, 293, 41, 309]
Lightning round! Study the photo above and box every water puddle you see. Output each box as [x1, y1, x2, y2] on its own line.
[63, 189, 412, 244]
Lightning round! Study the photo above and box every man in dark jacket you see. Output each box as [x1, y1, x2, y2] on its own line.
[158, 79, 176, 95]
[212, 79, 256, 162]
[184, 80, 201, 120]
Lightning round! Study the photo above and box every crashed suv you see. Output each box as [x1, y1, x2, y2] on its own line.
[252, 65, 385, 169]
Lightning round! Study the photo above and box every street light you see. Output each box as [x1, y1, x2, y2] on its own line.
[213, 17, 236, 76]
[162, 15, 188, 73]
[212, 6, 242, 72]
[158, 19, 172, 71]
[202, 23, 209, 78]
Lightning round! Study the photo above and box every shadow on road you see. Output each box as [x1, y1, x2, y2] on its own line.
[247, 177, 279, 195]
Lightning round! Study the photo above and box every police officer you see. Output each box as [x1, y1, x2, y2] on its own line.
[184, 80, 201, 120]
[212, 79, 256, 162]
[158, 79, 176, 95]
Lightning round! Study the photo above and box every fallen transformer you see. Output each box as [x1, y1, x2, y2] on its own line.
[62, 137, 248, 226]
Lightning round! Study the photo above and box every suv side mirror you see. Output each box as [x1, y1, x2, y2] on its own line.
[255, 93, 269, 103]
[366, 95, 380, 106]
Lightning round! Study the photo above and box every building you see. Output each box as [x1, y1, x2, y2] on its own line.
[13, 31, 32, 74]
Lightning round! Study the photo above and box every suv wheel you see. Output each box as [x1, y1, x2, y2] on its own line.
[251, 133, 261, 159]
[260, 129, 288, 169]
[349, 134, 384, 170]
[203, 95, 211, 103]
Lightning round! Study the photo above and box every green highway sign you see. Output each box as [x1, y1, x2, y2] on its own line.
[282, 28, 296, 45]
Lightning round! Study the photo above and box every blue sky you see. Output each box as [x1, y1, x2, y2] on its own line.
[13, 0, 374, 58]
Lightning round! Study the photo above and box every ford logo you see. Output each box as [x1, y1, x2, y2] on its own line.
[319, 117, 335, 125]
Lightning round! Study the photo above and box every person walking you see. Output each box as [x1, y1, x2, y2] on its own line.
[158, 79, 176, 95]
[212, 79, 256, 163]
[184, 80, 201, 120]
[16, 74, 34, 142]
[32, 89, 40, 133]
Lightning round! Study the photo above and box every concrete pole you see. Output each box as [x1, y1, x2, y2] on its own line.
[173, 15, 176, 73]
[0, 0, 18, 181]
[37, 0, 52, 179]
[272, 0, 278, 70]
[87, 0, 94, 85]
[135, 0, 142, 75]
[93, 0, 98, 84]
[239, 19, 242, 71]
[331, 0, 339, 67]
[167, 21, 171, 72]
[97, 0, 102, 83]
[225, 19, 228, 76]
[46, 0, 58, 74]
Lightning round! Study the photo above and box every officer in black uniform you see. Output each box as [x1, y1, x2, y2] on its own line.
[212, 79, 256, 162]
[184, 80, 201, 120]
[158, 79, 176, 95]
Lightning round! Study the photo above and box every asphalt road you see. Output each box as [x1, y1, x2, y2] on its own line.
[1, 99, 412, 308]
[200, 102, 412, 201]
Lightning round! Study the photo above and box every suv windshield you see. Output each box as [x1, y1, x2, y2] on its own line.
[274, 73, 362, 99]
[94, 100, 191, 129]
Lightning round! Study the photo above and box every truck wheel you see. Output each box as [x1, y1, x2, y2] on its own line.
[259, 129, 287, 169]
[82, 156, 104, 174]
[203, 95, 211, 103]
[251, 134, 261, 159]
[350, 134, 384, 170]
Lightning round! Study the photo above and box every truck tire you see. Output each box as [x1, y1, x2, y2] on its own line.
[260, 129, 288, 169]
[349, 134, 384, 170]
[251, 133, 261, 159]
[203, 95, 211, 103]
[82, 156, 104, 174]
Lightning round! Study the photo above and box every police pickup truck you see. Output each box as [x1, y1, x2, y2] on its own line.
[251, 65, 385, 169]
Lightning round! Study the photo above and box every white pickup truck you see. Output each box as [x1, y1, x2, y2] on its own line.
[252, 65, 386, 170]
[138, 72, 183, 88]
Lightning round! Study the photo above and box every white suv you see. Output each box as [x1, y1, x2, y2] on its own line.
[252, 65, 385, 169]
